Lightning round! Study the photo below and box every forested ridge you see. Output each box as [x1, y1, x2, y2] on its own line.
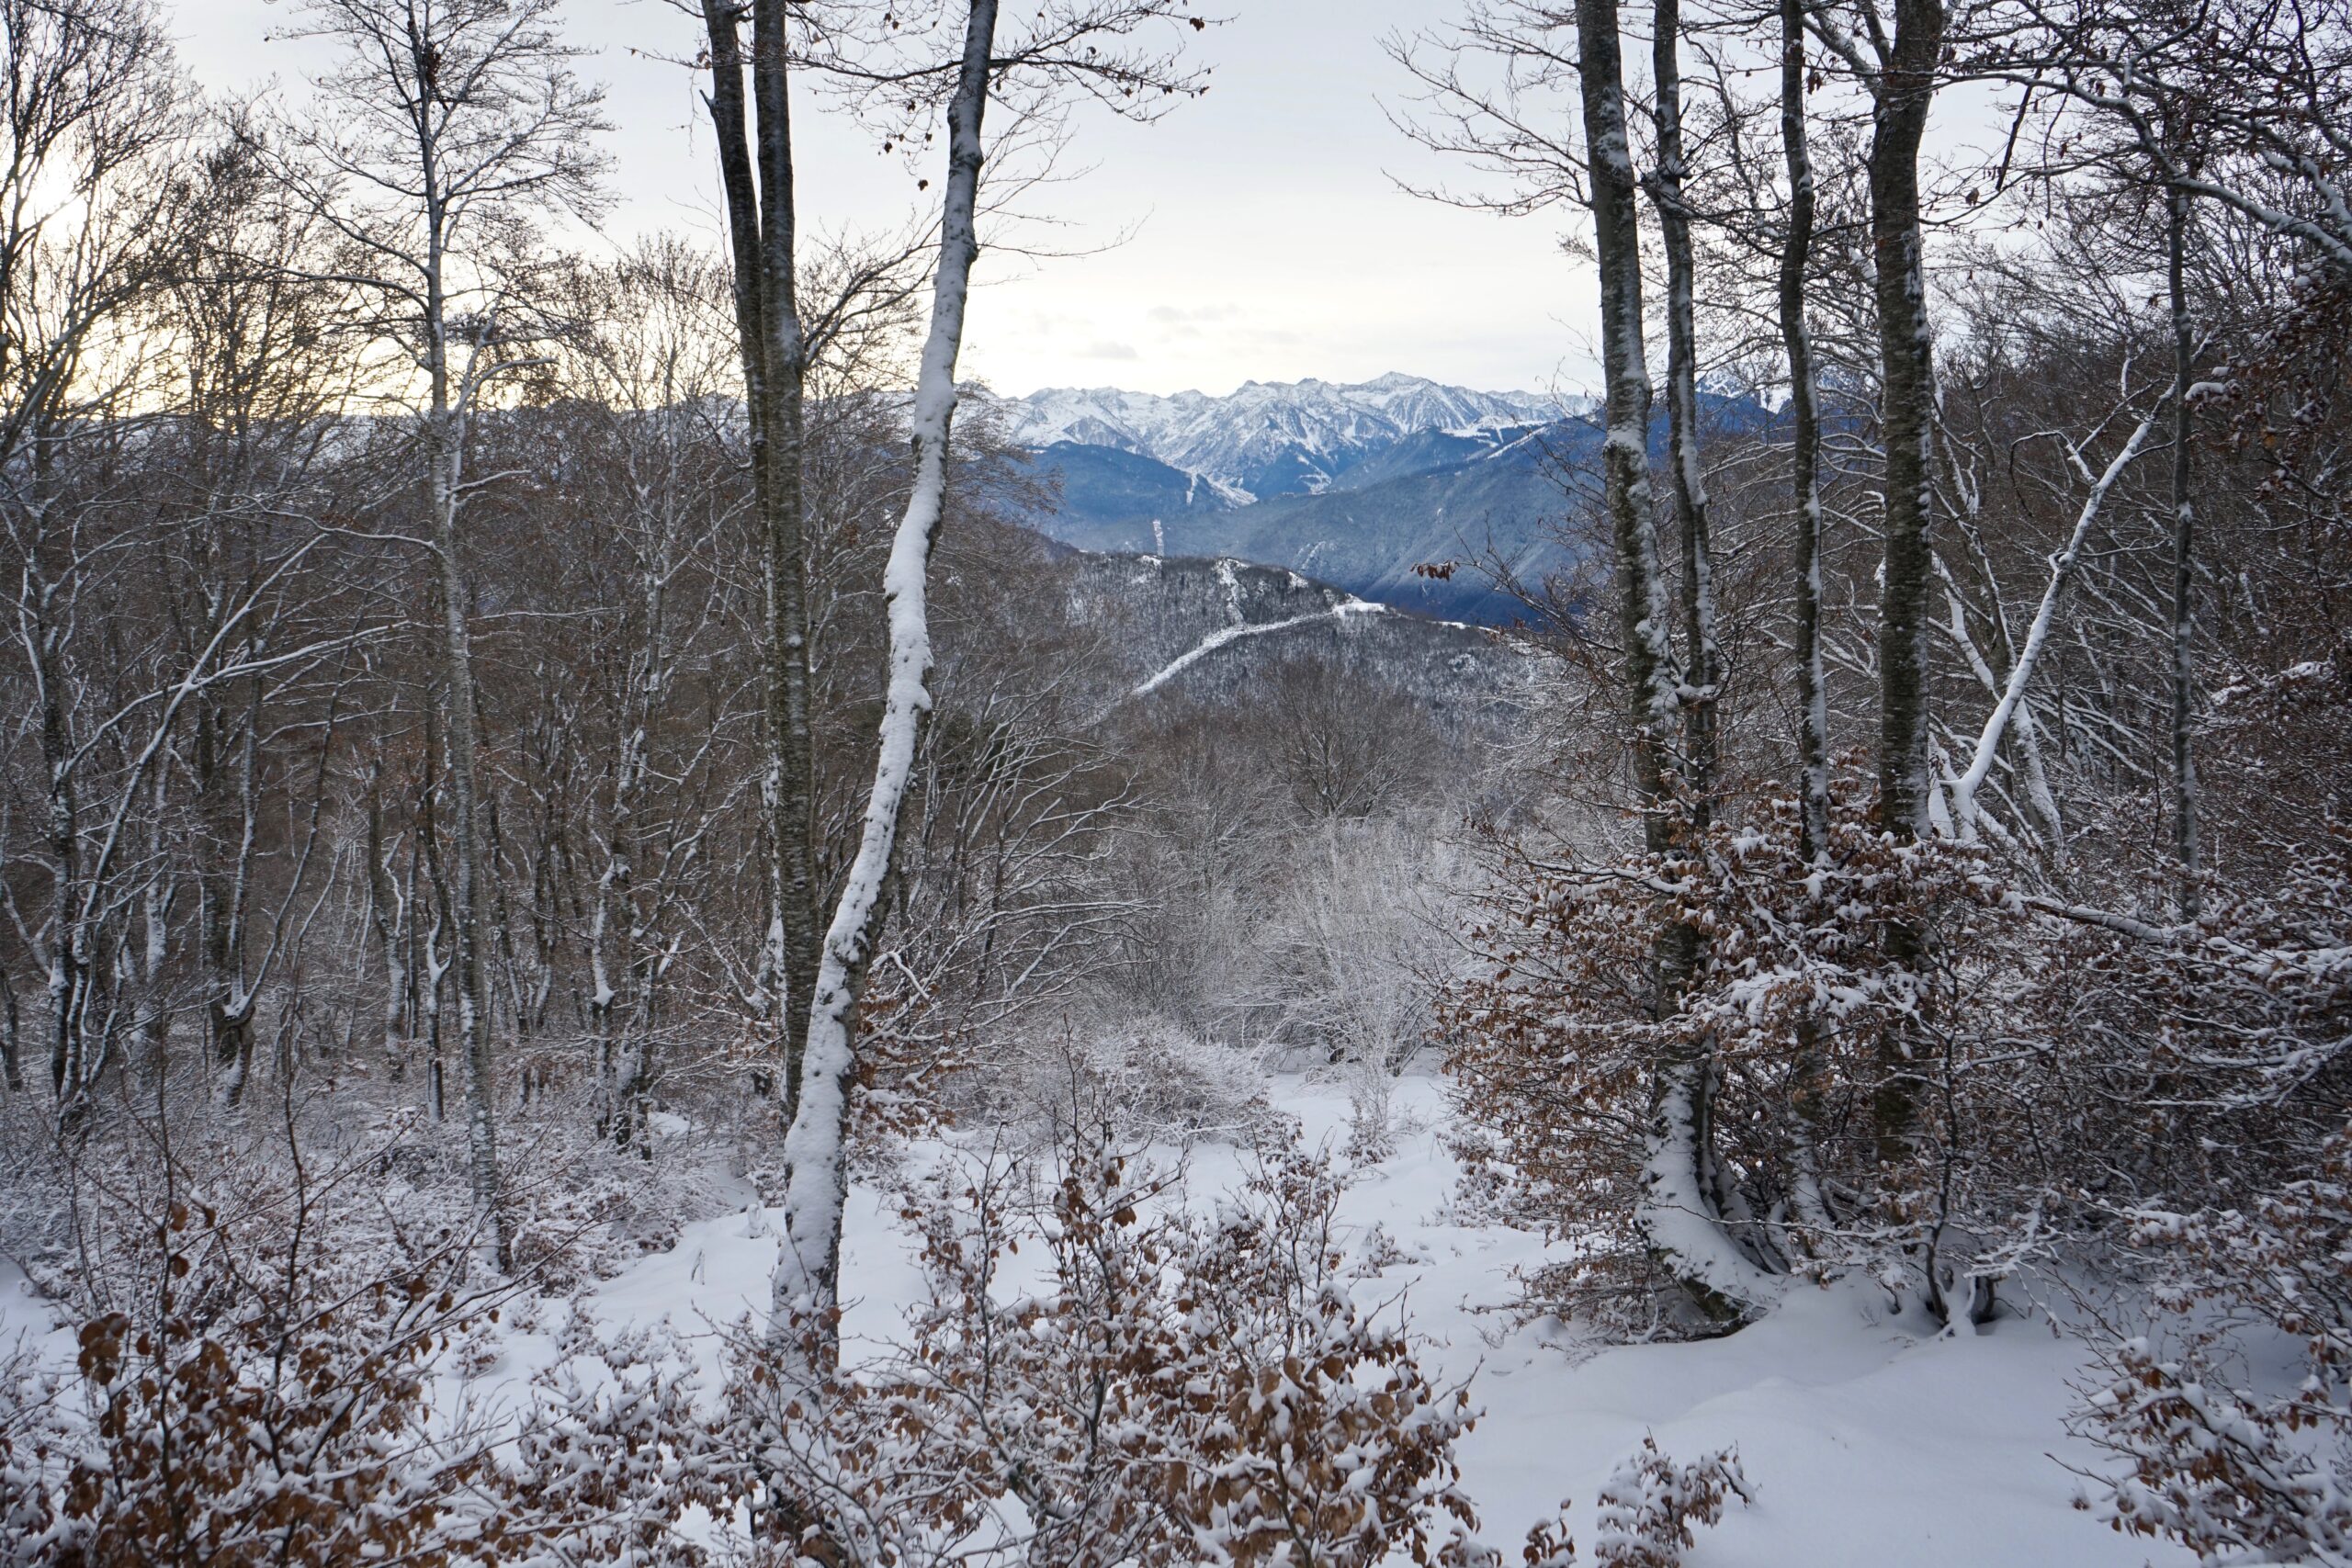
[2, 0, 2349, 1562]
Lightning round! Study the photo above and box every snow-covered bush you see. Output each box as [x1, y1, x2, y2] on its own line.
[730, 1122, 1484, 1568]
[1250, 815, 1466, 1080]
[2075, 1120, 2352, 1562]
[726, 1115, 1742, 1568]
[1469, 1441, 1747, 1568]
[1588, 1439, 1750, 1568]
[982, 1016, 1279, 1148]
[0, 1344, 60, 1558]
[1, 1162, 720, 1568]
[2016, 818, 2352, 1210]
[1445, 779, 2038, 1330]
[1444, 739, 2352, 1343]
[1166, 1146, 1483, 1568]
[4, 1068, 735, 1314]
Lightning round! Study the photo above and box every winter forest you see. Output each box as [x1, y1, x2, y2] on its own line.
[1, 0, 2348, 1561]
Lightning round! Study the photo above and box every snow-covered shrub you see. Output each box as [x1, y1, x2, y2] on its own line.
[1445, 780, 2036, 1331]
[492, 1093, 736, 1283]
[40, 1231, 492, 1567]
[7, 1066, 734, 1311]
[1459, 1442, 1747, 1568]
[1162, 1145, 1483, 1568]
[1588, 1438, 1749, 1568]
[1438, 765, 2352, 1331]
[985, 1016, 1278, 1148]
[728, 1121, 1485, 1568]
[1, 1174, 721, 1568]
[0, 1344, 60, 1561]
[2015, 818, 2352, 1210]
[1250, 814, 1468, 1073]
[1343, 1055, 1403, 1164]
[0, 1156, 723, 1568]
[2075, 1120, 2352, 1562]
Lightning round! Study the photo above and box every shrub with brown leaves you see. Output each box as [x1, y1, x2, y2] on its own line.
[1443, 779, 2037, 1330]
[729, 1123, 1485, 1568]
[5, 1177, 720, 1568]
[2075, 1121, 2352, 1562]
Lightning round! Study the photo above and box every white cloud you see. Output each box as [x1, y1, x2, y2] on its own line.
[169, 0, 1603, 398]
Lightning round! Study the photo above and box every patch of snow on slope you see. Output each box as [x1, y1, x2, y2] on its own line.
[0, 1077, 2197, 1567]
[1128, 596, 1387, 697]
[543, 1075, 2192, 1567]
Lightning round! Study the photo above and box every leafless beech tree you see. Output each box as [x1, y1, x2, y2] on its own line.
[1, 0, 191, 1119]
[765, 0, 1213, 1379]
[695, 0, 823, 1113]
[269, 0, 612, 1262]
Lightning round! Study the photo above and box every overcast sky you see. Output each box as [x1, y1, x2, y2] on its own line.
[167, 0, 1603, 399]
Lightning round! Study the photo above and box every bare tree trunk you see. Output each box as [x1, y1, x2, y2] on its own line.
[1650, 0, 1719, 829]
[1577, 0, 1767, 1323]
[1652, 0, 1762, 1310]
[771, 0, 1001, 1368]
[1781, 0, 1830, 865]
[1869, 0, 1942, 841]
[2165, 183, 2200, 920]
[364, 752, 409, 1075]
[36, 566, 87, 1119]
[418, 715, 452, 1124]
[1950, 402, 2168, 830]
[1865, 0, 1943, 1165]
[702, 0, 819, 1114]
[0, 953, 21, 1093]
[204, 685, 261, 1107]
[130, 767, 170, 1085]
[1781, 0, 1836, 1240]
[1577, 0, 1676, 863]
[424, 284, 507, 1267]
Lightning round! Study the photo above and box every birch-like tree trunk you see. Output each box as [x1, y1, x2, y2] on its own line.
[364, 752, 410, 1073]
[284, 0, 608, 1265]
[423, 311, 507, 1269]
[770, 0, 1001, 1365]
[1949, 398, 2168, 830]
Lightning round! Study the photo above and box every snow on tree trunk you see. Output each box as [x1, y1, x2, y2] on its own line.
[752, 0, 820, 1106]
[2165, 184, 2201, 920]
[1864, 0, 1944, 1168]
[1651, 0, 1719, 830]
[1779, 0, 1834, 1238]
[700, 0, 820, 1115]
[1577, 0, 1769, 1322]
[425, 372, 507, 1273]
[1868, 0, 1944, 844]
[1949, 397, 2167, 833]
[1781, 0, 1829, 869]
[770, 0, 1001, 1363]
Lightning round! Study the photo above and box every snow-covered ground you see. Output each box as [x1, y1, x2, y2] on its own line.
[582, 1077, 2184, 1565]
[0, 1074, 2190, 1565]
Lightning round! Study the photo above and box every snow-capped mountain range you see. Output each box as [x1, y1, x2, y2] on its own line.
[1006, 372, 1577, 501]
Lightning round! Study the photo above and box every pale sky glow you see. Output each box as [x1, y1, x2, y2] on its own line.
[167, 0, 1607, 399]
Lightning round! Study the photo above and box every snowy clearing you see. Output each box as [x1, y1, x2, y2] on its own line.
[116, 1075, 2191, 1568]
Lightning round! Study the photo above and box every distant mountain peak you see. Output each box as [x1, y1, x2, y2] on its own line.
[1004, 374, 1568, 501]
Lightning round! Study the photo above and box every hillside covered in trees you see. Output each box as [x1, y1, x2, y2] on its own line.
[2, 0, 2349, 1563]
